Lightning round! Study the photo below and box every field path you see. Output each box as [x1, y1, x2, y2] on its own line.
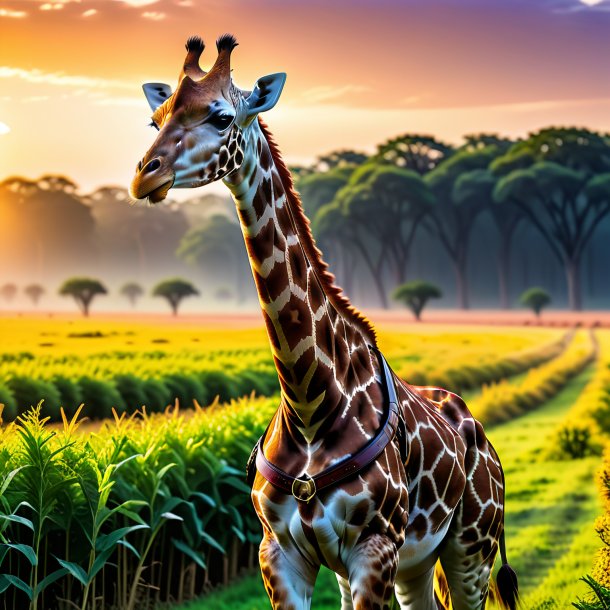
[487, 364, 601, 609]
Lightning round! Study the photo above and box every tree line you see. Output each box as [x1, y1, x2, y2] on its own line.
[297, 127, 610, 312]
[2, 126, 610, 312]
[0, 278, 199, 316]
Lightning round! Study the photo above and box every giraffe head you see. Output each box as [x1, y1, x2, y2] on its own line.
[130, 34, 286, 203]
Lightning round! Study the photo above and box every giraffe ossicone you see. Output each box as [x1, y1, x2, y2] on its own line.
[130, 34, 520, 610]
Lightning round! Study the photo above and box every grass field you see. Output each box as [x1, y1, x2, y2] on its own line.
[0, 315, 607, 610]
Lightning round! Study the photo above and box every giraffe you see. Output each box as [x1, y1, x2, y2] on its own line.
[130, 34, 519, 610]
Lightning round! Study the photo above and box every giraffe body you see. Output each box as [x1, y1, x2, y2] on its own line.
[130, 34, 518, 610]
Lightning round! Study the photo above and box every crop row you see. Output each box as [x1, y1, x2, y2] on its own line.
[470, 330, 596, 426]
[0, 331, 569, 422]
[0, 396, 276, 610]
[396, 330, 569, 394]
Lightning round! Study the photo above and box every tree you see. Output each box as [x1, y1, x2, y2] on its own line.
[494, 162, 610, 310]
[376, 134, 454, 175]
[297, 166, 354, 218]
[393, 280, 442, 321]
[120, 282, 144, 308]
[520, 287, 551, 318]
[152, 278, 199, 316]
[334, 163, 434, 307]
[177, 215, 249, 302]
[24, 284, 45, 306]
[59, 277, 107, 317]
[425, 146, 501, 309]
[453, 168, 522, 309]
[0, 283, 17, 303]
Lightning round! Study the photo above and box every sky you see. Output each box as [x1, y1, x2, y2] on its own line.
[1, 0, 610, 193]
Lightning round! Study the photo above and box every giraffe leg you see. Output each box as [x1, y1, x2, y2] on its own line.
[345, 534, 398, 610]
[395, 565, 440, 610]
[258, 534, 318, 610]
[438, 530, 498, 610]
[336, 574, 354, 610]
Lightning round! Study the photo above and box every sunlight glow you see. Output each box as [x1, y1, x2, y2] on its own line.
[0, 122, 10, 135]
[579, 0, 605, 5]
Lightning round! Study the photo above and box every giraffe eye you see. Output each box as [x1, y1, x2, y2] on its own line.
[208, 112, 234, 131]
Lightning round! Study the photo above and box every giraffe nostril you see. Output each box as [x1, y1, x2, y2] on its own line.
[142, 158, 161, 174]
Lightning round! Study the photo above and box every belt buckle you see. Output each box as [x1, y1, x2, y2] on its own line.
[292, 475, 316, 502]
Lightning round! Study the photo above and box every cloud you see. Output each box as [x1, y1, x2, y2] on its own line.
[82, 8, 96, 16]
[142, 10, 164, 19]
[118, 0, 159, 6]
[40, 3, 65, 10]
[0, 7, 27, 17]
[0, 66, 133, 91]
[301, 84, 369, 104]
[0, 122, 10, 135]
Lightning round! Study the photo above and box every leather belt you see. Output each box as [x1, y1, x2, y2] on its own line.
[249, 347, 406, 503]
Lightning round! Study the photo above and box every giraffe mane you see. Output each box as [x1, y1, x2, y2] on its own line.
[257, 117, 377, 347]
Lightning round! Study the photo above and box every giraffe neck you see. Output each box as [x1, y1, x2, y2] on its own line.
[223, 119, 384, 467]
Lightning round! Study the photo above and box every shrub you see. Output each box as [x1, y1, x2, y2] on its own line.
[162, 373, 207, 408]
[52, 375, 82, 419]
[199, 370, 241, 403]
[141, 378, 172, 412]
[78, 377, 125, 419]
[7, 375, 61, 419]
[0, 382, 17, 421]
[113, 374, 148, 411]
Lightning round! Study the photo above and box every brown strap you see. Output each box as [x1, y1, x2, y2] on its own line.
[253, 348, 403, 501]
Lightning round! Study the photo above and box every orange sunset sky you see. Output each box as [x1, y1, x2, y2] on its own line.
[1, 0, 610, 193]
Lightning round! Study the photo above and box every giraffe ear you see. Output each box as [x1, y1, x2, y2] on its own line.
[142, 83, 173, 111]
[245, 73, 286, 118]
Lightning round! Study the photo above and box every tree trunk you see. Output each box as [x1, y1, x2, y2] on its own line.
[454, 258, 469, 310]
[497, 238, 511, 310]
[352, 239, 388, 308]
[565, 258, 583, 311]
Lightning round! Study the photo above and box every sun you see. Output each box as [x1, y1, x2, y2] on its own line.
[0, 122, 10, 136]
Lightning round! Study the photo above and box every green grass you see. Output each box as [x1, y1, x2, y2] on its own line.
[176, 363, 602, 610]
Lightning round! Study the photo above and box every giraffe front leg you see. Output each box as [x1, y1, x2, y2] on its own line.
[259, 534, 318, 610]
[345, 534, 398, 610]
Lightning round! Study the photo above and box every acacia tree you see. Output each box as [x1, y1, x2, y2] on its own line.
[334, 163, 434, 307]
[520, 287, 551, 318]
[24, 284, 45, 306]
[120, 282, 144, 308]
[393, 280, 442, 321]
[177, 215, 248, 302]
[424, 146, 501, 309]
[453, 169, 522, 309]
[59, 278, 107, 317]
[495, 163, 610, 310]
[376, 134, 454, 175]
[152, 278, 199, 316]
[0, 283, 17, 303]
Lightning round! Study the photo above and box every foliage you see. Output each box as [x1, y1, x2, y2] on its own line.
[0, 283, 17, 303]
[572, 444, 610, 608]
[119, 282, 144, 307]
[152, 278, 199, 316]
[493, 131, 610, 310]
[392, 280, 442, 320]
[0, 397, 275, 609]
[521, 287, 552, 317]
[58, 278, 107, 317]
[375, 134, 454, 175]
[23, 284, 45, 307]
